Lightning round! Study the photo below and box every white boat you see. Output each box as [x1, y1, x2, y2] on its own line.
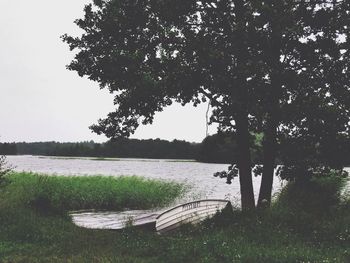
[70, 210, 159, 230]
[155, 199, 231, 234]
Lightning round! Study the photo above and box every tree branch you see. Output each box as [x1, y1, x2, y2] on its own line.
[198, 87, 224, 108]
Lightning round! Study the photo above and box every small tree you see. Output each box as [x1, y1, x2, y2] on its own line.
[0, 155, 12, 184]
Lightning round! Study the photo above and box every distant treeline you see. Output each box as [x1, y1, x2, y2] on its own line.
[2, 133, 348, 165]
[0, 139, 199, 160]
[0, 133, 262, 163]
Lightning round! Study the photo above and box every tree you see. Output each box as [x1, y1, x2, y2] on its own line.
[197, 132, 262, 164]
[198, 132, 239, 164]
[63, 0, 350, 210]
[63, 0, 258, 210]
[255, 0, 350, 206]
[0, 143, 17, 155]
[0, 155, 12, 184]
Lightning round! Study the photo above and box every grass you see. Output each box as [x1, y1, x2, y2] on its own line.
[0, 172, 349, 262]
[1, 172, 186, 212]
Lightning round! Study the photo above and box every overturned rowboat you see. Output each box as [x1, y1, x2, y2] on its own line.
[70, 200, 231, 232]
[156, 199, 231, 234]
[70, 210, 159, 230]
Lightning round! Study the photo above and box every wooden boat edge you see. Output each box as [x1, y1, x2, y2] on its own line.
[156, 199, 231, 220]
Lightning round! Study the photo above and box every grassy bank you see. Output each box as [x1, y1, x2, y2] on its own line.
[1, 172, 186, 212]
[0, 173, 349, 262]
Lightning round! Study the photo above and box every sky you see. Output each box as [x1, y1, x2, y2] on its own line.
[0, 0, 217, 143]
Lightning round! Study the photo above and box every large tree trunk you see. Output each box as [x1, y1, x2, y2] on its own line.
[233, 0, 255, 211]
[257, 5, 282, 209]
[236, 114, 256, 210]
[258, 72, 280, 208]
[258, 69, 281, 208]
[257, 118, 277, 208]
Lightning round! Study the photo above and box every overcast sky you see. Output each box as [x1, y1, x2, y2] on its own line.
[0, 0, 217, 143]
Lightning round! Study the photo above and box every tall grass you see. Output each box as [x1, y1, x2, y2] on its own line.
[268, 175, 350, 245]
[3, 172, 186, 212]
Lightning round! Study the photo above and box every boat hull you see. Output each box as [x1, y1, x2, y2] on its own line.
[155, 199, 231, 234]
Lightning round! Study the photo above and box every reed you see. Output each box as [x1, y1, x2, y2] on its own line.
[3, 172, 186, 212]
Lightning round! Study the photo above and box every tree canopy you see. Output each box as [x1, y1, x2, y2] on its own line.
[63, 0, 350, 210]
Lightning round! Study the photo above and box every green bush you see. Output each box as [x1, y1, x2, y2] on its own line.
[0, 155, 12, 184]
[270, 173, 349, 240]
[274, 174, 347, 215]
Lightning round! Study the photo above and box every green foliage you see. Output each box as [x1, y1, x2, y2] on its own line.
[198, 132, 263, 164]
[0, 174, 349, 262]
[274, 175, 348, 217]
[198, 132, 238, 164]
[5, 172, 186, 213]
[0, 155, 12, 184]
[62, 0, 350, 148]
[266, 175, 350, 248]
[278, 133, 350, 181]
